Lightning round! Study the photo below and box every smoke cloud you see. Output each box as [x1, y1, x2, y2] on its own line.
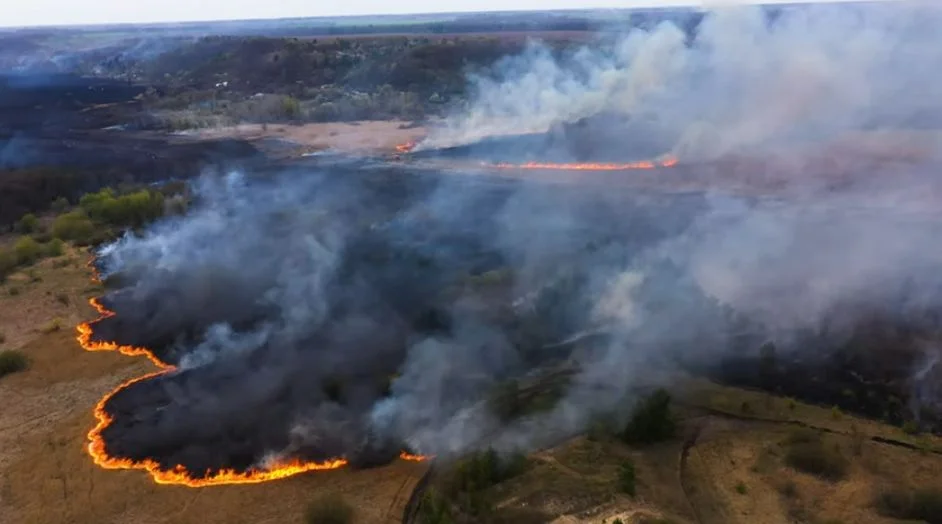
[421, 3, 942, 162]
[91, 3, 942, 473]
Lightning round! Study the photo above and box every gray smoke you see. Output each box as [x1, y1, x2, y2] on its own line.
[421, 3, 942, 162]
[93, 3, 942, 469]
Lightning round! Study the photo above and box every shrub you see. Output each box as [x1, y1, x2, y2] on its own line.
[55, 293, 69, 306]
[0, 331, 5, 344]
[618, 460, 637, 496]
[875, 486, 942, 524]
[43, 239, 65, 258]
[52, 211, 96, 243]
[735, 482, 748, 495]
[304, 494, 354, 524]
[419, 488, 454, 524]
[447, 448, 528, 495]
[281, 95, 301, 119]
[50, 197, 70, 213]
[0, 349, 29, 378]
[623, 389, 676, 445]
[15, 213, 40, 234]
[13, 236, 42, 265]
[784, 429, 848, 481]
[0, 249, 15, 281]
[902, 420, 920, 435]
[40, 318, 62, 334]
[778, 480, 798, 499]
[8, 286, 20, 296]
[80, 188, 164, 228]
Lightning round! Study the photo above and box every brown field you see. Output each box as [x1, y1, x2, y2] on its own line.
[0, 248, 428, 524]
[189, 120, 428, 156]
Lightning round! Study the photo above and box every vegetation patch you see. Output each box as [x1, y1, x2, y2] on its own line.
[304, 494, 354, 524]
[419, 448, 530, 522]
[617, 460, 636, 496]
[622, 389, 677, 445]
[874, 486, 942, 524]
[783, 429, 848, 482]
[0, 349, 29, 378]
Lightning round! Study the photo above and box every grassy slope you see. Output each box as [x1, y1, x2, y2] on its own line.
[419, 378, 942, 524]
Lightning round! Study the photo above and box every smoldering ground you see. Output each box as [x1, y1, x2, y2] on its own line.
[89, 3, 942, 475]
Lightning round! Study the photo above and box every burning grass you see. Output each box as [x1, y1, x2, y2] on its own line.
[75, 284, 354, 486]
[73, 263, 430, 487]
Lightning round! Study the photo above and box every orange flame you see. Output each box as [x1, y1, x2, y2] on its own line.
[76, 264, 405, 487]
[399, 451, 431, 462]
[395, 141, 416, 154]
[491, 155, 678, 171]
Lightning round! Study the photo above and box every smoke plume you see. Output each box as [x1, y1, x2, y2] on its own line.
[89, 3, 942, 473]
[421, 3, 942, 162]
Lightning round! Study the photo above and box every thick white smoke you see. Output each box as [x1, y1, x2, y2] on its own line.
[421, 3, 942, 161]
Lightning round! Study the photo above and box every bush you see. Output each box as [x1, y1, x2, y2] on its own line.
[784, 429, 848, 481]
[50, 197, 70, 213]
[0, 249, 16, 281]
[436, 448, 529, 518]
[0, 349, 29, 378]
[15, 213, 40, 234]
[875, 486, 942, 524]
[419, 488, 454, 524]
[735, 482, 748, 495]
[304, 494, 354, 524]
[447, 449, 528, 495]
[43, 239, 65, 258]
[623, 389, 676, 445]
[40, 318, 62, 334]
[80, 188, 164, 228]
[13, 236, 42, 265]
[902, 420, 920, 435]
[618, 460, 637, 496]
[52, 211, 96, 243]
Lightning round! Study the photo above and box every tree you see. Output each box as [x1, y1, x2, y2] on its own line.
[52, 211, 95, 243]
[623, 389, 677, 445]
[14, 213, 40, 234]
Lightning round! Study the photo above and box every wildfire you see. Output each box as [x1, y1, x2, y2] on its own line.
[491, 155, 679, 171]
[76, 261, 427, 486]
[395, 141, 416, 154]
[399, 451, 430, 462]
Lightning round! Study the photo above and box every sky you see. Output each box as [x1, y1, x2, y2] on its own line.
[0, 0, 874, 28]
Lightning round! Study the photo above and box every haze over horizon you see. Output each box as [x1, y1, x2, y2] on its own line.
[0, 0, 889, 29]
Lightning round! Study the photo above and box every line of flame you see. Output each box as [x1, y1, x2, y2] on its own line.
[491, 155, 679, 171]
[399, 451, 431, 462]
[76, 262, 431, 485]
[75, 265, 367, 486]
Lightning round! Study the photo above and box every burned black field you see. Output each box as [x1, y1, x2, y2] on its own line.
[78, 154, 942, 481]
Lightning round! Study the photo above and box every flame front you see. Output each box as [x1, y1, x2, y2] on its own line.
[77, 263, 444, 487]
[491, 155, 679, 171]
[399, 451, 430, 462]
[395, 141, 416, 153]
